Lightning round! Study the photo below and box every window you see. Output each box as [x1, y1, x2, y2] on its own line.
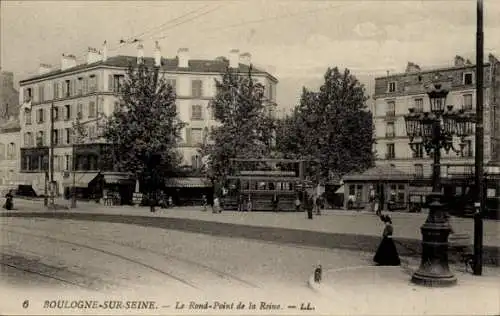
[397, 184, 405, 202]
[37, 108, 44, 123]
[463, 72, 473, 85]
[191, 79, 203, 98]
[65, 80, 71, 97]
[24, 132, 33, 147]
[37, 131, 45, 146]
[110, 74, 124, 92]
[208, 105, 215, 120]
[386, 101, 395, 116]
[388, 81, 397, 92]
[464, 140, 473, 157]
[52, 107, 59, 121]
[52, 129, 59, 145]
[191, 155, 202, 169]
[24, 87, 32, 102]
[166, 79, 176, 92]
[89, 75, 97, 92]
[77, 103, 83, 119]
[463, 94, 473, 111]
[386, 143, 395, 159]
[25, 110, 32, 125]
[414, 98, 424, 112]
[65, 128, 72, 144]
[386, 123, 395, 137]
[64, 104, 71, 120]
[88, 101, 96, 118]
[7, 143, 15, 159]
[414, 164, 423, 178]
[38, 85, 45, 102]
[114, 101, 120, 112]
[65, 154, 71, 171]
[191, 128, 203, 145]
[191, 104, 203, 120]
[349, 185, 355, 195]
[77, 77, 83, 95]
[0, 144, 4, 160]
[412, 143, 424, 158]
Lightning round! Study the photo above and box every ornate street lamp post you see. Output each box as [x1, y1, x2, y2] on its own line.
[404, 79, 475, 287]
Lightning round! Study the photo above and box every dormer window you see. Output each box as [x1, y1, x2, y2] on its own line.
[463, 72, 473, 85]
[388, 81, 396, 93]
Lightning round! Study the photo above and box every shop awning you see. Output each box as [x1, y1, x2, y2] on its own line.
[335, 185, 345, 194]
[164, 177, 212, 188]
[102, 172, 134, 184]
[63, 172, 99, 188]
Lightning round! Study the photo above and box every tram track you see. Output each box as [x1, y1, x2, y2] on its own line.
[3, 223, 259, 289]
[3, 227, 199, 290]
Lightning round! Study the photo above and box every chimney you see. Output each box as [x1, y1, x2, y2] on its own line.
[38, 63, 53, 75]
[61, 54, 77, 70]
[405, 62, 421, 73]
[102, 40, 108, 62]
[229, 49, 240, 68]
[454, 55, 465, 67]
[239, 52, 252, 66]
[86, 46, 102, 64]
[154, 41, 161, 67]
[177, 48, 189, 68]
[137, 44, 144, 64]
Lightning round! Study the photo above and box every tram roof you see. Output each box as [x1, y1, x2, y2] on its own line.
[227, 176, 301, 181]
[229, 158, 315, 163]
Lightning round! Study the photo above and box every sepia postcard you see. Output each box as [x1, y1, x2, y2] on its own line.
[1, 0, 499, 315]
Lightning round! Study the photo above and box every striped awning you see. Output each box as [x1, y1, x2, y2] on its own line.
[102, 172, 134, 184]
[63, 173, 99, 188]
[164, 177, 212, 188]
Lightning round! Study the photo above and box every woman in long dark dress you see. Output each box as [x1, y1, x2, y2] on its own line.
[3, 190, 14, 210]
[373, 215, 401, 266]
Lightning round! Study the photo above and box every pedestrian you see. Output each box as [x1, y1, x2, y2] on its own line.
[168, 196, 173, 208]
[272, 193, 279, 212]
[202, 194, 207, 211]
[246, 195, 252, 212]
[373, 215, 401, 266]
[374, 193, 381, 216]
[295, 195, 301, 212]
[3, 190, 14, 210]
[305, 193, 313, 219]
[213, 196, 220, 213]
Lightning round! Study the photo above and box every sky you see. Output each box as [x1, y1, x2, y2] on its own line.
[2, 0, 500, 114]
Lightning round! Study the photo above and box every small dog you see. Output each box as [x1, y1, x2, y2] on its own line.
[314, 265, 322, 283]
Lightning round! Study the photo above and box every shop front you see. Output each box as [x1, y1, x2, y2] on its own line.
[342, 165, 411, 212]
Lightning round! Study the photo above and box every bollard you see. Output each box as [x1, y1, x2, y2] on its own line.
[314, 265, 322, 283]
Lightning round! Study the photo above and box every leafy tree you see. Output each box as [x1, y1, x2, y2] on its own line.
[276, 67, 374, 181]
[102, 62, 185, 207]
[200, 67, 275, 187]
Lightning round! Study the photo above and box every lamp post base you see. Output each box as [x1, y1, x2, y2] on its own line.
[411, 193, 457, 287]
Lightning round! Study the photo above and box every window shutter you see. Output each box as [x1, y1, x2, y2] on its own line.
[185, 128, 192, 146]
[191, 155, 197, 167]
[62, 82, 67, 97]
[108, 75, 114, 91]
[58, 129, 63, 145]
[94, 74, 100, 91]
[73, 79, 78, 96]
[73, 103, 78, 119]
[97, 99, 103, 114]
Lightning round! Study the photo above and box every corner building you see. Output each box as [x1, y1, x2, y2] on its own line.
[18, 44, 278, 197]
[370, 54, 500, 212]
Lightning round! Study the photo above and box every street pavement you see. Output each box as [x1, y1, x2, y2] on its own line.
[0, 217, 375, 315]
[307, 264, 500, 315]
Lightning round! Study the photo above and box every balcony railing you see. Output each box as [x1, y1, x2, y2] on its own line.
[385, 132, 395, 138]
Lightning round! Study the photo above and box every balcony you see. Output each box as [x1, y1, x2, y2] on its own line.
[384, 111, 396, 121]
[385, 132, 395, 138]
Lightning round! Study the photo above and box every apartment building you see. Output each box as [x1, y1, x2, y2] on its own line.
[0, 118, 21, 195]
[371, 54, 500, 205]
[18, 43, 278, 196]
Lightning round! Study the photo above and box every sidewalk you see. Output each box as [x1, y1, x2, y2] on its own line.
[307, 262, 500, 315]
[11, 198, 500, 247]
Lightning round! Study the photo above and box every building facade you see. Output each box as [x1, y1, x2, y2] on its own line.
[18, 43, 278, 196]
[0, 71, 19, 120]
[0, 118, 21, 194]
[372, 54, 500, 209]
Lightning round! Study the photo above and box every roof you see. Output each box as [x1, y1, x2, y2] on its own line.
[343, 165, 411, 182]
[20, 55, 277, 84]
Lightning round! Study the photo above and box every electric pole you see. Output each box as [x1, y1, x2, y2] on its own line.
[474, 0, 484, 276]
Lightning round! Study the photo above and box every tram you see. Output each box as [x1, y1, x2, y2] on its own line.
[225, 158, 315, 212]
